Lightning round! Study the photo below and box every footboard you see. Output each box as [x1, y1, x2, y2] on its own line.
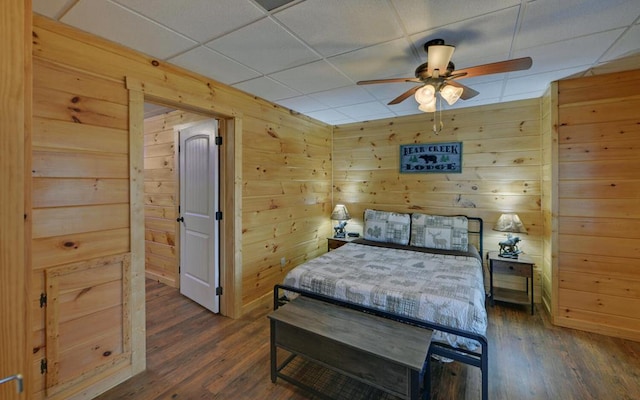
[274, 284, 489, 400]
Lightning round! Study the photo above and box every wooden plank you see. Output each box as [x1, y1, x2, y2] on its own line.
[559, 270, 640, 299]
[34, 58, 128, 105]
[559, 97, 640, 126]
[558, 119, 640, 144]
[559, 233, 640, 258]
[558, 180, 640, 199]
[559, 216, 640, 239]
[558, 288, 640, 319]
[34, 86, 128, 130]
[559, 159, 640, 180]
[32, 204, 130, 239]
[32, 228, 130, 270]
[0, 1, 29, 398]
[33, 178, 129, 208]
[33, 118, 128, 154]
[32, 150, 128, 178]
[558, 199, 640, 218]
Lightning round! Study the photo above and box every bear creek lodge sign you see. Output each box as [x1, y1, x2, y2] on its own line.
[400, 142, 463, 173]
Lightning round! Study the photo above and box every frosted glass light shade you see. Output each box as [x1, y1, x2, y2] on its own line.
[440, 84, 464, 105]
[427, 45, 455, 76]
[414, 84, 436, 105]
[418, 100, 436, 113]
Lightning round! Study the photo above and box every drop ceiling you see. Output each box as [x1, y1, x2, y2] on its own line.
[34, 0, 640, 125]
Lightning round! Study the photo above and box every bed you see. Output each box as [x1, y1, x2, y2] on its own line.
[273, 210, 489, 400]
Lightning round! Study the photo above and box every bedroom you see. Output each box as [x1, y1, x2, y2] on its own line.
[2, 0, 640, 399]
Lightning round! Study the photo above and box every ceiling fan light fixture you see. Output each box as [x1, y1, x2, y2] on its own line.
[426, 45, 455, 75]
[440, 84, 464, 105]
[414, 84, 436, 105]
[418, 98, 436, 113]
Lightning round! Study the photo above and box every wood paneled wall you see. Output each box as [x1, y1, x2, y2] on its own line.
[333, 99, 544, 299]
[31, 57, 132, 399]
[1, 0, 30, 399]
[143, 110, 209, 287]
[31, 12, 332, 397]
[555, 68, 640, 341]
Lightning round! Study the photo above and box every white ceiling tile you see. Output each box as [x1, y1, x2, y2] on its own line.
[600, 24, 640, 62]
[305, 109, 352, 124]
[205, 17, 320, 75]
[33, 0, 74, 18]
[329, 38, 420, 82]
[113, 0, 265, 43]
[514, 29, 625, 75]
[517, 0, 640, 50]
[268, 60, 353, 93]
[392, 0, 521, 35]
[169, 46, 260, 85]
[309, 86, 375, 108]
[410, 6, 520, 70]
[503, 66, 589, 96]
[335, 101, 395, 120]
[276, 96, 330, 114]
[62, 0, 196, 59]
[233, 76, 300, 101]
[274, 0, 404, 57]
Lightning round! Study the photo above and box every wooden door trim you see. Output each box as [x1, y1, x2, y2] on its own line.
[126, 77, 242, 319]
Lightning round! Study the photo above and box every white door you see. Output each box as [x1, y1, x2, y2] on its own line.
[178, 120, 220, 313]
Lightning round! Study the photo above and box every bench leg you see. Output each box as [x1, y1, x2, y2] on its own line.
[270, 320, 277, 383]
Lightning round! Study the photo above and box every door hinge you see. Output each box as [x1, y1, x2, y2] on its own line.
[215, 211, 223, 221]
[40, 358, 47, 374]
[215, 136, 222, 146]
[216, 287, 223, 296]
[39, 292, 47, 308]
[178, 144, 181, 152]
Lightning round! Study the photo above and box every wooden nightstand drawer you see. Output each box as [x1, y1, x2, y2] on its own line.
[491, 261, 531, 277]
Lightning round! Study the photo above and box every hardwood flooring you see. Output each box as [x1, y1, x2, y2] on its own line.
[96, 280, 640, 400]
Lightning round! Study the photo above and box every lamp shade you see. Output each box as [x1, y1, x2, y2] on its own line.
[414, 84, 436, 105]
[440, 84, 463, 105]
[493, 213, 527, 234]
[330, 204, 351, 221]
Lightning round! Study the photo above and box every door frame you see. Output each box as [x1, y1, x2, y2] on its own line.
[126, 77, 242, 320]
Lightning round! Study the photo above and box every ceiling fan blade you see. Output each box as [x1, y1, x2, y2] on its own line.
[446, 81, 479, 100]
[388, 86, 421, 105]
[357, 77, 421, 85]
[452, 57, 532, 79]
[427, 44, 455, 76]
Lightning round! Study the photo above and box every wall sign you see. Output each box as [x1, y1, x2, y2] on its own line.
[400, 142, 463, 173]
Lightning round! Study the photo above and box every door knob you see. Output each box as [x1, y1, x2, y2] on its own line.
[176, 216, 184, 222]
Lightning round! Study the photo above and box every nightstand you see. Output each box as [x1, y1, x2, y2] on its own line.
[488, 251, 535, 315]
[327, 236, 358, 251]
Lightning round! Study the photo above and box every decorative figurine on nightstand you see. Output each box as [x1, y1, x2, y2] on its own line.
[493, 213, 527, 258]
[330, 204, 351, 238]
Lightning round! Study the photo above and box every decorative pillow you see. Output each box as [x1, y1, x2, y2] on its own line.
[410, 213, 468, 251]
[363, 209, 411, 245]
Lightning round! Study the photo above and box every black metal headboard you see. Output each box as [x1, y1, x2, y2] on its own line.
[466, 216, 484, 257]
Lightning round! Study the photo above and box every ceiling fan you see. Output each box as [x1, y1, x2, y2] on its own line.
[357, 39, 533, 112]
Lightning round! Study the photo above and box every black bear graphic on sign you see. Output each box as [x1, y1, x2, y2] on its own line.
[419, 154, 438, 164]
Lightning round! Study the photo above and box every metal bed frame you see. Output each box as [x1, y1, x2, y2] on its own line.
[273, 216, 488, 400]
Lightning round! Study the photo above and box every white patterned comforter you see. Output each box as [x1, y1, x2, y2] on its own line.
[283, 242, 487, 350]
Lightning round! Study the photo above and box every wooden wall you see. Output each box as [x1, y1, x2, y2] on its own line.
[143, 110, 209, 287]
[1, 0, 30, 398]
[30, 13, 332, 398]
[555, 68, 640, 341]
[540, 85, 557, 314]
[31, 57, 133, 399]
[333, 99, 544, 300]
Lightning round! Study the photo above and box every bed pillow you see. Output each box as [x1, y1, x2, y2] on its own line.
[410, 213, 468, 251]
[363, 209, 411, 245]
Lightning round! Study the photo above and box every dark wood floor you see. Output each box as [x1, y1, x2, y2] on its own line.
[96, 280, 640, 400]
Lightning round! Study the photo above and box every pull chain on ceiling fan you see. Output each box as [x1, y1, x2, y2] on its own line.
[357, 39, 533, 133]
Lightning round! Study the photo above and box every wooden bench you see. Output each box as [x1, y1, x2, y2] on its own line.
[268, 296, 433, 399]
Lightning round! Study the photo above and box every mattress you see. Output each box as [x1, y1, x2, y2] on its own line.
[283, 241, 487, 350]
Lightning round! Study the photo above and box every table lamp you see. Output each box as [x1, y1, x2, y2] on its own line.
[330, 204, 351, 238]
[493, 213, 527, 258]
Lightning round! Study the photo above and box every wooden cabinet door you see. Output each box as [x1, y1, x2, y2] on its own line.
[43, 254, 131, 397]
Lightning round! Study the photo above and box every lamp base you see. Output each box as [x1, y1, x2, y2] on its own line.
[498, 252, 521, 259]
